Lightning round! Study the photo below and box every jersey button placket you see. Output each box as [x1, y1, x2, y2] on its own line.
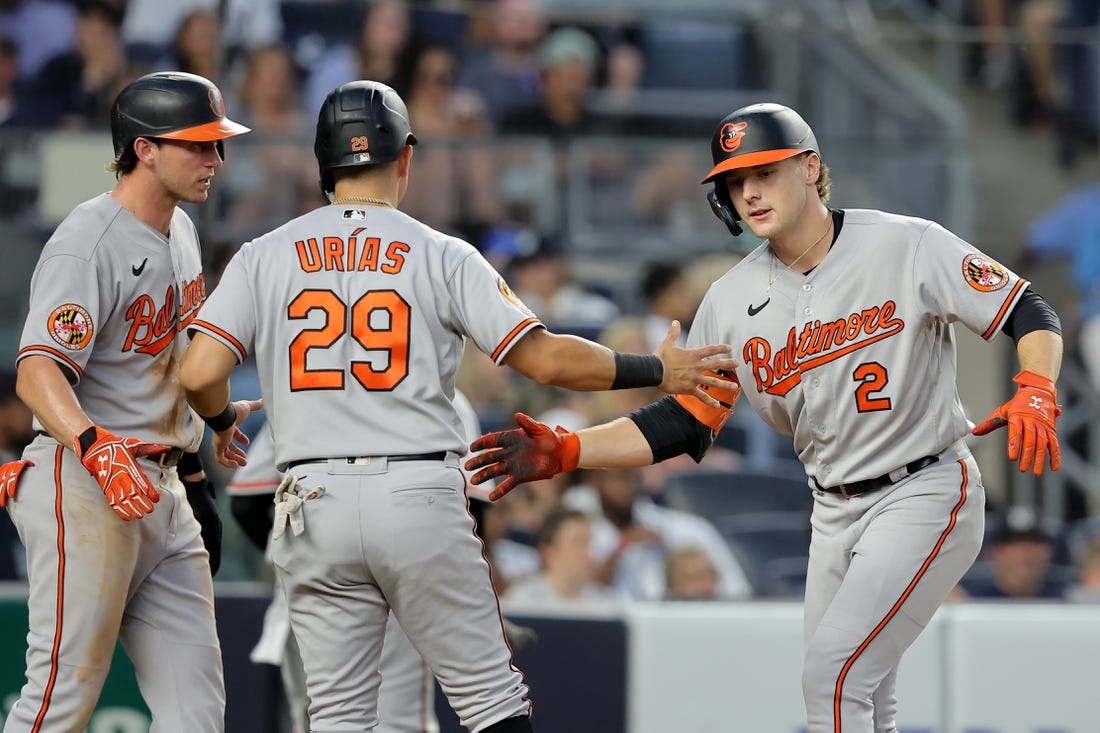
[796, 287, 829, 465]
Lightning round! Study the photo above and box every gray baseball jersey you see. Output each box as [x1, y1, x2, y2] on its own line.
[192, 205, 540, 471]
[689, 209, 1010, 731]
[18, 193, 206, 450]
[192, 204, 535, 730]
[692, 209, 1026, 486]
[6, 193, 221, 731]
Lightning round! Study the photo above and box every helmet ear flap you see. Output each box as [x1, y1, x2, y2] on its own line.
[707, 186, 742, 237]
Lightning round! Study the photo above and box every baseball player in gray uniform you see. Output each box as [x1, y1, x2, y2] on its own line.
[0, 72, 248, 731]
[177, 80, 735, 733]
[465, 103, 1064, 733]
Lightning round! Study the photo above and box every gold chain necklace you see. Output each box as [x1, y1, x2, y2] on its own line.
[767, 216, 833, 291]
[331, 195, 395, 208]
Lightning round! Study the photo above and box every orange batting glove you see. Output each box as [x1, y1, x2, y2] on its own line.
[0, 459, 33, 508]
[75, 426, 170, 521]
[972, 370, 1061, 476]
[465, 413, 580, 501]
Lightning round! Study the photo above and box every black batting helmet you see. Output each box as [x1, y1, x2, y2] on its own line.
[701, 103, 819, 236]
[314, 80, 418, 197]
[110, 71, 250, 162]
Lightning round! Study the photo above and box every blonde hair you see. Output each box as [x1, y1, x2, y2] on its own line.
[816, 160, 832, 203]
[799, 152, 831, 204]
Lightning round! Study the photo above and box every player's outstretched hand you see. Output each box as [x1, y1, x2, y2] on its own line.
[655, 321, 738, 408]
[75, 426, 170, 520]
[465, 413, 580, 501]
[972, 370, 1061, 475]
[0, 459, 33, 509]
[211, 399, 263, 469]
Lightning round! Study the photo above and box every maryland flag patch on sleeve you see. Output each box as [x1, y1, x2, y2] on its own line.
[962, 253, 1009, 293]
[497, 277, 533, 315]
[47, 304, 94, 350]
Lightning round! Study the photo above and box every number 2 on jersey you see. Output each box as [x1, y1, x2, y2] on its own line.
[288, 289, 410, 392]
[852, 362, 892, 412]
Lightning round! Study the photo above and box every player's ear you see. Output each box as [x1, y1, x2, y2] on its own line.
[134, 137, 157, 164]
[397, 144, 413, 179]
[802, 152, 821, 185]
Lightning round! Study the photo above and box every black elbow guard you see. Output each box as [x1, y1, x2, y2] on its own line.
[1002, 288, 1062, 342]
[628, 396, 716, 463]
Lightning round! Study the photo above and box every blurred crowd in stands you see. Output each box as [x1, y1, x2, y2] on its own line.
[0, 0, 1098, 609]
[963, 0, 1100, 167]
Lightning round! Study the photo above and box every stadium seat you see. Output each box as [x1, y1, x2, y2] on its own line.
[1057, 514, 1100, 567]
[660, 461, 812, 519]
[410, 6, 467, 51]
[36, 132, 115, 226]
[715, 511, 810, 597]
[280, 0, 364, 52]
[638, 19, 760, 91]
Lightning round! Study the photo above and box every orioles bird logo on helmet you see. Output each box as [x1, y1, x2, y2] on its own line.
[719, 121, 748, 153]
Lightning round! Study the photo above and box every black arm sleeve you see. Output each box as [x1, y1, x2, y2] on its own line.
[627, 396, 715, 464]
[1001, 288, 1062, 342]
[230, 494, 275, 553]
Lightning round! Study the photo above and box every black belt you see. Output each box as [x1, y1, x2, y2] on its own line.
[287, 451, 448, 470]
[814, 456, 938, 498]
[36, 430, 185, 468]
[155, 448, 185, 468]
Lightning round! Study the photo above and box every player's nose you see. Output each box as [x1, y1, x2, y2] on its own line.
[740, 177, 761, 201]
[203, 142, 224, 167]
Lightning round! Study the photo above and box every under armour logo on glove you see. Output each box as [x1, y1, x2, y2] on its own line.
[0, 459, 33, 509]
[972, 370, 1061, 475]
[75, 426, 171, 521]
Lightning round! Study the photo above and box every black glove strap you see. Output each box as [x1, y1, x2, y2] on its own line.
[77, 426, 99, 454]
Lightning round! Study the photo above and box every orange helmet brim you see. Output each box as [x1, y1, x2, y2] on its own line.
[156, 118, 251, 142]
[701, 148, 806, 184]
